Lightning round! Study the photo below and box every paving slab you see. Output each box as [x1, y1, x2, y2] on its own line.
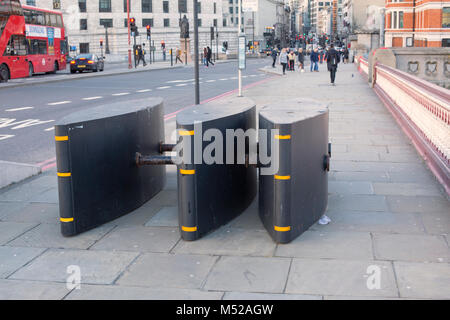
[226, 206, 265, 230]
[328, 194, 389, 212]
[394, 262, 450, 299]
[0, 279, 68, 300]
[28, 188, 59, 203]
[420, 212, 450, 235]
[275, 230, 373, 260]
[117, 253, 217, 289]
[329, 171, 390, 182]
[204, 256, 291, 294]
[90, 226, 180, 253]
[145, 206, 179, 227]
[386, 196, 450, 214]
[373, 183, 442, 197]
[0, 221, 38, 245]
[66, 285, 223, 300]
[311, 211, 424, 234]
[285, 258, 398, 297]
[0, 201, 29, 220]
[9, 248, 139, 285]
[0, 182, 53, 202]
[105, 203, 162, 226]
[173, 227, 276, 257]
[373, 233, 450, 263]
[0, 247, 46, 278]
[1, 202, 59, 224]
[328, 181, 374, 195]
[7, 223, 115, 250]
[222, 292, 322, 300]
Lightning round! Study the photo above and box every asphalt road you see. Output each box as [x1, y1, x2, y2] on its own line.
[0, 58, 274, 165]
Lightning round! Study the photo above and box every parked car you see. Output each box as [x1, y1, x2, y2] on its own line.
[70, 54, 104, 73]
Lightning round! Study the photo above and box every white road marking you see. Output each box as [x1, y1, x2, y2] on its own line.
[250, 75, 257, 77]
[5, 107, 34, 112]
[219, 78, 228, 81]
[136, 89, 152, 93]
[157, 86, 171, 90]
[83, 96, 103, 101]
[206, 80, 216, 83]
[175, 84, 188, 87]
[167, 79, 195, 83]
[112, 92, 130, 96]
[0, 134, 14, 141]
[44, 127, 54, 131]
[48, 101, 71, 105]
[0, 118, 54, 130]
[230, 76, 238, 80]
[242, 76, 248, 78]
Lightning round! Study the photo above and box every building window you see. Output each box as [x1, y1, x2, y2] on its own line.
[142, 18, 153, 27]
[178, 0, 187, 13]
[164, 18, 170, 27]
[443, 8, 450, 28]
[213, 19, 217, 27]
[214, 2, 216, 14]
[80, 19, 87, 30]
[53, 0, 61, 10]
[163, 1, 169, 13]
[100, 19, 113, 28]
[79, 43, 89, 54]
[197, 19, 202, 27]
[26, 0, 36, 5]
[79, 0, 86, 12]
[124, 0, 131, 12]
[197, 2, 201, 13]
[99, 0, 112, 13]
[399, 11, 403, 28]
[142, 0, 152, 13]
[223, 18, 227, 27]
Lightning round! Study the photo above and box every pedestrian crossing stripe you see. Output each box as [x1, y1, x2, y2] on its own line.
[55, 136, 68, 141]
[274, 226, 291, 232]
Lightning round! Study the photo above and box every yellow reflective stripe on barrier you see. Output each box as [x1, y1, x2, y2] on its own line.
[182, 226, 197, 232]
[55, 136, 68, 141]
[274, 175, 291, 180]
[275, 135, 291, 140]
[179, 130, 194, 136]
[57, 172, 72, 177]
[274, 226, 291, 232]
[60, 217, 74, 223]
[180, 169, 195, 175]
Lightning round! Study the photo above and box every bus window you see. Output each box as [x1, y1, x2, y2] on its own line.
[56, 14, 63, 28]
[50, 14, 57, 27]
[28, 39, 46, 55]
[38, 40, 47, 54]
[60, 39, 67, 55]
[4, 35, 27, 56]
[23, 9, 33, 24]
[35, 11, 44, 25]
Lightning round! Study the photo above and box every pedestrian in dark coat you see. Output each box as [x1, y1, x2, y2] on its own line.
[310, 48, 319, 72]
[271, 49, 278, 68]
[206, 46, 214, 67]
[325, 44, 340, 85]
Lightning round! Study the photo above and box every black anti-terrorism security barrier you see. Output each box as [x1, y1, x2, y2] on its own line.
[176, 97, 257, 241]
[258, 99, 330, 244]
[55, 98, 166, 236]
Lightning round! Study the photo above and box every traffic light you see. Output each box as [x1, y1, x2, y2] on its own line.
[130, 17, 138, 35]
[210, 27, 215, 40]
[146, 25, 151, 39]
[100, 40, 103, 47]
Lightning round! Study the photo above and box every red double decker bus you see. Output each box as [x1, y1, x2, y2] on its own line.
[0, 0, 67, 82]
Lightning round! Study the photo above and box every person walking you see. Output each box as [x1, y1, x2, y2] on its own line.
[310, 48, 319, 72]
[136, 45, 147, 67]
[288, 50, 296, 71]
[203, 47, 208, 66]
[206, 46, 214, 67]
[343, 48, 349, 64]
[175, 48, 183, 64]
[271, 48, 278, 68]
[325, 44, 341, 86]
[279, 48, 288, 75]
[297, 48, 305, 72]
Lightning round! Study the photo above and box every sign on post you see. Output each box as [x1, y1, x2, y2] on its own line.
[242, 0, 258, 12]
[239, 35, 246, 70]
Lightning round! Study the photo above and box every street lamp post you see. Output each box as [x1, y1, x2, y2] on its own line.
[238, 0, 242, 97]
[127, 0, 132, 69]
[104, 26, 110, 54]
[193, 0, 200, 105]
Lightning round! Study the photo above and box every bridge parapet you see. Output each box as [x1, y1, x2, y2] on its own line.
[372, 63, 450, 194]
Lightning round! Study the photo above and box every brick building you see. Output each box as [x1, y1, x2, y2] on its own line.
[385, 0, 450, 47]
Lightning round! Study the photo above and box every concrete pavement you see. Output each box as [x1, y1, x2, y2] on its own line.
[0, 62, 448, 300]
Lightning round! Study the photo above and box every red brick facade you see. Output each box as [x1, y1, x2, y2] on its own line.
[385, 0, 450, 47]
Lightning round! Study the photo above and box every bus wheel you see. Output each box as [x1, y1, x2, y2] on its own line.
[0, 64, 9, 83]
[28, 63, 34, 78]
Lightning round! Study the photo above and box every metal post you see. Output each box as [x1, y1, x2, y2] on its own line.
[238, 0, 242, 97]
[215, 25, 219, 61]
[105, 26, 110, 54]
[152, 40, 155, 63]
[127, 0, 132, 69]
[171, 49, 173, 66]
[149, 29, 152, 64]
[252, 11, 255, 54]
[185, 39, 187, 65]
[193, 0, 200, 104]
[133, 34, 137, 68]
